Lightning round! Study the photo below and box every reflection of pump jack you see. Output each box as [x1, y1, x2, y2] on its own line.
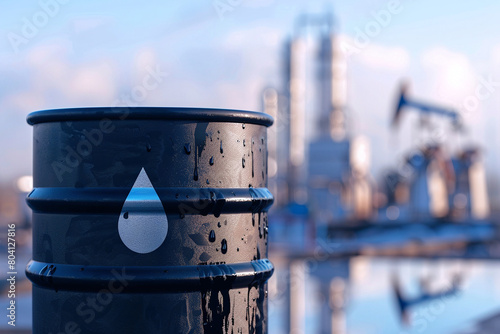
[392, 273, 462, 324]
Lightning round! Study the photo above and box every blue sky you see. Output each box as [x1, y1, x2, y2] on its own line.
[1, 0, 500, 183]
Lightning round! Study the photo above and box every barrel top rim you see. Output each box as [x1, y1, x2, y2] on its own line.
[27, 107, 274, 126]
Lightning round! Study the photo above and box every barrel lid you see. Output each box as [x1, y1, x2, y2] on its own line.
[27, 107, 274, 127]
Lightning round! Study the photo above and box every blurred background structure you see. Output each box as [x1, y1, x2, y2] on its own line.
[3, 1, 500, 333]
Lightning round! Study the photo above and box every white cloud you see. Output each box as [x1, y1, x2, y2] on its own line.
[23, 42, 118, 105]
[72, 17, 108, 34]
[67, 62, 116, 104]
[0, 41, 120, 181]
[358, 44, 410, 71]
[224, 25, 281, 50]
[241, 0, 276, 8]
[338, 34, 411, 71]
[135, 47, 157, 72]
[420, 47, 477, 103]
[490, 44, 500, 67]
[5, 91, 45, 112]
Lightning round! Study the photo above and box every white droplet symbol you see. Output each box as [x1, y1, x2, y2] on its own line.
[118, 168, 168, 254]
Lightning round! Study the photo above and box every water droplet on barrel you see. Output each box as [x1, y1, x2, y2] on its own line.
[221, 239, 228, 254]
[209, 230, 216, 242]
[184, 143, 191, 155]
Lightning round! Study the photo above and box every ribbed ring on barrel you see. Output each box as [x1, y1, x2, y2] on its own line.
[26, 259, 274, 293]
[26, 107, 274, 126]
[27, 187, 273, 216]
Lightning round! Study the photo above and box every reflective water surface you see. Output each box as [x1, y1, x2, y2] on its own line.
[268, 256, 500, 334]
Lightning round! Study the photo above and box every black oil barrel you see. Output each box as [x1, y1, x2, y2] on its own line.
[25, 107, 274, 334]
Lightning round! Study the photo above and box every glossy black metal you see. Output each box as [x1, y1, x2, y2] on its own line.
[26, 107, 274, 334]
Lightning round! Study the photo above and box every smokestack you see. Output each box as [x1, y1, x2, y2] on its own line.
[317, 32, 347, 141]
[286, 37, 307, 203]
